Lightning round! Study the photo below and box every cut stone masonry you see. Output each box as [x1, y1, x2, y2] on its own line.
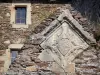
[0, 3, 99, 75]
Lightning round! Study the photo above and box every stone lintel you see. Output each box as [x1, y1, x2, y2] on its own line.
[8, 44, 24, 49]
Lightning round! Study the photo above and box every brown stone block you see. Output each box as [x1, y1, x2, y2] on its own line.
[8, 6, 14, 11]
[26, 66, 37, 72]
[0, 50, 5, 56]
[74, 13, 82, 19]
[0, 64, 4, 67]
[0, 67, 4, 72]
[67, 63, 75, 74]
[79, 18, 87, 22]
[25, 62, 35, 66]
[36, 62, 48, 68]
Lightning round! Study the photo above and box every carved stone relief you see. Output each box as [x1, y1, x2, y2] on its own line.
[39, 22, 89, 73]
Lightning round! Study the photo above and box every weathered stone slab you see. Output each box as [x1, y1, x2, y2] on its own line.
[38, 50, 54, 61]
[0, 49, 11, 73]
[8, 44, 24, 49]
[40, 21, 89, 73]
[41, 22, 88, 61]
[4, 49, 11, 72]
[67, 63, 75, 75]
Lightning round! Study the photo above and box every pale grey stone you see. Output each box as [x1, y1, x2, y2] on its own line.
[6, 13, 10, 17]
[64, 9, 96, 43]
[40, 18, 89, 73]
[38, 50, 54, 61]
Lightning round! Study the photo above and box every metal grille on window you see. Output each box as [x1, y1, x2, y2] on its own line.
[15, 7, 26, 24]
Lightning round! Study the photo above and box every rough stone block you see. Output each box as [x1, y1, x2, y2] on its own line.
[67, 63, 75, 74]
[26, 66, 37, 72]
[0, 50, 5, 56]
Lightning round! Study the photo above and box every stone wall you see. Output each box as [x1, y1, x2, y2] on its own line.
[6, 45, 57, 75]
[0, 2, 61, 50]
[0, 3, 11, 50]
[0, 2, 62, 73]
[74, 47, 100, 75]
[0, 2, 100, 75]
[39, 20, 89, 75]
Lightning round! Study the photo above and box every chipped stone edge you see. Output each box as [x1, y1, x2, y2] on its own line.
[31, 9, 96, 45]
[40, 9, 96, 44]
[63, 9, 96, 44]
